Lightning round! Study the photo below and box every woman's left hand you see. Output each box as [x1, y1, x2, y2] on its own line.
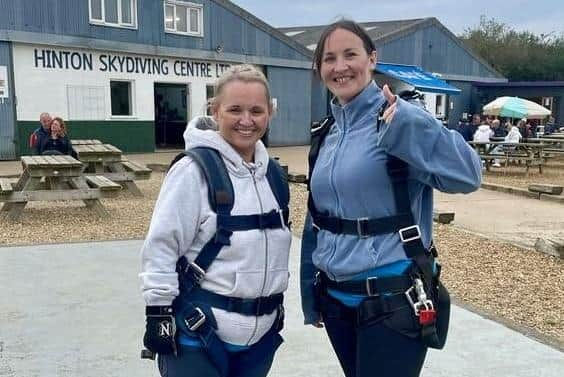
[382, 84, 397, 124]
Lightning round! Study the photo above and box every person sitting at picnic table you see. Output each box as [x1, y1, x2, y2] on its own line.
[473, 120, 493, 142]
[491, 119, 506, 137]
[29, 112, 52, 155]
[505, 123, 522, 144]
[544, 116, 556, 135]
[42, 117, 72, 156]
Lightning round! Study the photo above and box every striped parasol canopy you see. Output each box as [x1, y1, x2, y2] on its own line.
[482, 96, 551, 119]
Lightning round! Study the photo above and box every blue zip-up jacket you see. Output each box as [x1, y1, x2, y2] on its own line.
[300, 82, 482, 324]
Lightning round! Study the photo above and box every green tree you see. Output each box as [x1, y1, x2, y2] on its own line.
[460, 16, 564, 81]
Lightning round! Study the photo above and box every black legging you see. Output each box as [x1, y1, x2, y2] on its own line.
[322, 297, 427, 377]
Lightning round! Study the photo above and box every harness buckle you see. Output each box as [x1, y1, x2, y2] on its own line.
[185, 307, 206, 331]
[399, 225, 421, 243]
[365, 276, 378, 296]
[312, 222, 321, 232]
[188, 261, 205, 283]
[356, 217, 370, 238]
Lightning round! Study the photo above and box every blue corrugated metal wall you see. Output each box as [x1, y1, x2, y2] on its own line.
[0, 41, 16, 160]
[266, 67, 311, 146]
[446, 81, 474, 128]
[310, 75, 329, 122]
[378, 24, 500, 79]
[0, 0, 310, 62]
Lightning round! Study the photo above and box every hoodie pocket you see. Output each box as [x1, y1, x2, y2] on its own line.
[226, 269, 289, 298]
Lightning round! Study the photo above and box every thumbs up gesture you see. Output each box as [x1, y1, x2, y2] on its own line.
[382, 84, 397, 124]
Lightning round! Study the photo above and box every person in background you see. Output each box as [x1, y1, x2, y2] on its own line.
[491, 119, 506, 137]
[473, 119, 493, 142]
[456, 114, 480, 142]
[42, 117, 72, 155]
[29, 112, 52, 155]
[505, 122, 523, 144]
[545, 116, 556, 135]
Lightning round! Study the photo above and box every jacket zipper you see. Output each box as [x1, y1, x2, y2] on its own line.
[247, 166, 268, 345]
[326, 112, 346, 279]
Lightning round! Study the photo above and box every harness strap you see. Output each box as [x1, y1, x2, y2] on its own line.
[312, 212, 414, 238]
[319, 286, 410, 325]
[188, 287, 283, 316]
[217, 210, 286, 231]
[319, 271, 413, 296]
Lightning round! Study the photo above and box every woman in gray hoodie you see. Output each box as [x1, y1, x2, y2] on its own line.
[140, 65, 291, 377]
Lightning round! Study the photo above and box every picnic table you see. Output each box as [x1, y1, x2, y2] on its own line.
[72, 144, 151, 197]
[0, 155, 121, 221]
[71, 139, 102, 146]
[469, 141, 546, 175]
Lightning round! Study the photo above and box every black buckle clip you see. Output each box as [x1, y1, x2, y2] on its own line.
[399, 225, 421, 243]
[356, 217, 370, 238]
[185, 307, 206, 331]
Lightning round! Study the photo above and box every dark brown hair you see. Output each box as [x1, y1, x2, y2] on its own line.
[51, 117, 67, 135]
[312, 19, 376, 77]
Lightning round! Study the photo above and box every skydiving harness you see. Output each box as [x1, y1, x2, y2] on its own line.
[169, 147, 289, 375]
[308, 93, 448, 349]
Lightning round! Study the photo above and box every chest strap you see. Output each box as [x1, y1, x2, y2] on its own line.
[312, 212, 418, 240]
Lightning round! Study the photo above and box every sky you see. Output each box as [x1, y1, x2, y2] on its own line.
[230, 0, 564, 38]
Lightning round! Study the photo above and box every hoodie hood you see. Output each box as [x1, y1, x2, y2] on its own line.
[183, 116, 269, 178]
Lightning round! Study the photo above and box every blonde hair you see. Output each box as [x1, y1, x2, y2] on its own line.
[209, 64, 272, 113]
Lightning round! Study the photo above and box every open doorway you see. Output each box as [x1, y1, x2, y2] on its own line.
[154, 83, 189, 148]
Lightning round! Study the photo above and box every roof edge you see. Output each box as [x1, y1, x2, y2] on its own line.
[212, 0, 313, 60]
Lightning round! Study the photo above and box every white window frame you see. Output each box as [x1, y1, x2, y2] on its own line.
[89, 0, 138, 30]
[109, 79, 136, 119]
[163, 0, 204, 37]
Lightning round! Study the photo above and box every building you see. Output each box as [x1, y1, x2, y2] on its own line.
[282, 18, 563, 128]
[281, 18, 509, 127]
[0, 0, 314, 160]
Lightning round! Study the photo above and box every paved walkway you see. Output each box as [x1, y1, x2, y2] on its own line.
[0, 238, 562, 377]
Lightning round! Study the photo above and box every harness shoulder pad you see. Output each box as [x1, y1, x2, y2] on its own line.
[172, 147, 235, 213]
[311, 115, 334, 136]
[266, 158, 289, 209]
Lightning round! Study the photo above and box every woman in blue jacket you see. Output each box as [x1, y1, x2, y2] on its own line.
[301, 20, 482, 377]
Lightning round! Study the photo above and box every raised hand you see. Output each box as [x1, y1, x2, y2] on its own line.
[382, 84, 397, 124]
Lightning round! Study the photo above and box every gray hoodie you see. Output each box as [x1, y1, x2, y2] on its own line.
[140, 120, 292, 346]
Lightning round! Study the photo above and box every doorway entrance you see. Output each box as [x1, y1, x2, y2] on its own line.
[154, 83, 189, 147]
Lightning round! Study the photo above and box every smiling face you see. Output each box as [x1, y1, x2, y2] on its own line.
[319, 28, 376, 105]
[213, 80, 271, 162]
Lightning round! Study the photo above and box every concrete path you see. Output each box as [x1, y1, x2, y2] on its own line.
[0, 238, 562, 377]
[434, 189, 564, 249]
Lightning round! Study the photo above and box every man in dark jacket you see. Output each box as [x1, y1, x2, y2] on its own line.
[29, 112, 52, 155]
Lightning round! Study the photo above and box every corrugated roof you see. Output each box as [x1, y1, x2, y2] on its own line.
[279, 18, 425, 50]
[279, 17, 504, 78]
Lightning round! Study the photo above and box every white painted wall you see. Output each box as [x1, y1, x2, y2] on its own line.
[12, 43, 234, 121]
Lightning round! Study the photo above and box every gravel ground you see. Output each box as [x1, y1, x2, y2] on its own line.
[1, 174, 562, 344]
[481, 157, 564, 189]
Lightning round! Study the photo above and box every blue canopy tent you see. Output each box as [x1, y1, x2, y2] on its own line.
[374, 63, 461, 95]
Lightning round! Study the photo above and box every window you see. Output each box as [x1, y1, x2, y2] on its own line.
[110, 81, 133, 116]
[67, 85, 106, 120]
[164, 1, 203, 37]
[89, 0, 137, 29]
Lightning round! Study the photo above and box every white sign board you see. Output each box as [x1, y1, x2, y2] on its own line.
[0, 65, 8, 98]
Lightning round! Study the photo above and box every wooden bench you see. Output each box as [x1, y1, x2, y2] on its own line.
[121, 160, 152, 179]
[85, 175, 122, 192]
[0, 178, 14, 195]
